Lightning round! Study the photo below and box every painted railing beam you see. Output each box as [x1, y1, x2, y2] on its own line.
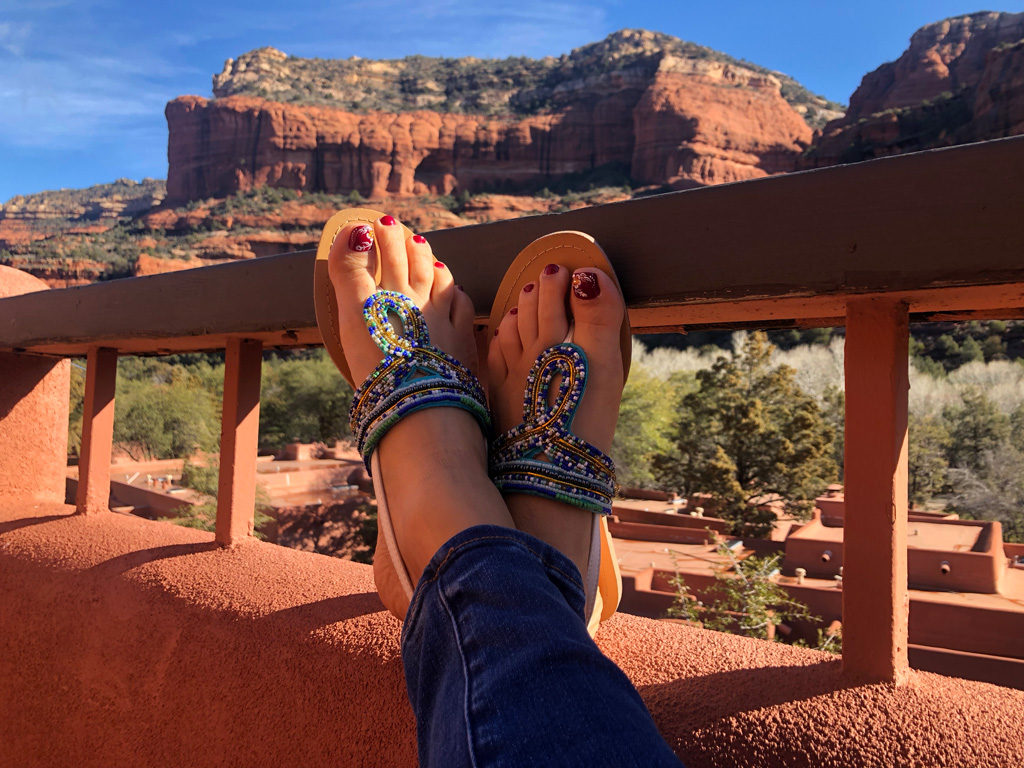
[215, 338, 263, 546]
[842, 298, 910, 684]
[75, 347, 118, 515]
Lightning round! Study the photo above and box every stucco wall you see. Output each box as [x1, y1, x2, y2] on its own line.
[2, 502, 1023, 768]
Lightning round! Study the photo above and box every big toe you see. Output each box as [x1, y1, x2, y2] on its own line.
[328, 222, 384, 383]
[328, 221, 378, 310]
[569, 269, 624, 359]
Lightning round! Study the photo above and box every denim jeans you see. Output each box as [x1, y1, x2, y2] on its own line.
[401, 525, 683, 768]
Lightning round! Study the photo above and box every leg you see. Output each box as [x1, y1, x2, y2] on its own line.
[403, 525, 683, 768]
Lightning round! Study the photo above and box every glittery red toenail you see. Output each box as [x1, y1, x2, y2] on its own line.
[349, 225, 374, 252]
[572, 271, 600, 300]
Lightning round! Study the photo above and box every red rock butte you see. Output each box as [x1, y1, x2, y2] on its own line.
[165, 60, 812, 203]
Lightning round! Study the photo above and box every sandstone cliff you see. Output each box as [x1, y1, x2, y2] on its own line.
[807, 11, 1024, 166]
[166, 30, 826, 203]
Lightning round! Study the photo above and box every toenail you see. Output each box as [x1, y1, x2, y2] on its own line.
[434, 261, 445, 269]
[523, 282, 535, 293]
[510, 307, 518, 315]
[457, 284, 464, 291]
[572, 271, 600, 300]
[543, 264, 560, 275]
[380, 215, 397, 226]
[349, 225, 374, 252]
[413, 234, 427, 244]
[494, 328, 499, 336]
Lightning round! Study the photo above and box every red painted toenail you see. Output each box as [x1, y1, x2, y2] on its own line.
[494, 328, 499, 336]
[380, 215, 397, 226]
[349, 225, 374, 252]
[572, 271, 600, 300]
[434, 261, 445, 269]
[523, 282, 535, 293]
[510, 307, 518, 315]
[543, 264, 559, 275]
[413, 234, 427, 244]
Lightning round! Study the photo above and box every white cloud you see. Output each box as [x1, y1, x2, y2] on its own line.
[0, 21, 32, 55]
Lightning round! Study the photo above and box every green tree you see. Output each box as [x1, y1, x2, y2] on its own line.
[113, 378, 219, 460]
[668, 542, 818, 642]
[821, 385, 845, 475]
[259, 351, 354, 453]
[908, 413, 951, 505]
[68, 361, 87, 455]
[959, 336, 983, 366]
[175, 458, 274, 539]
[943, 388, 1011, 472]
[655, 332, 838, 537]
[611, 366, 680, 488]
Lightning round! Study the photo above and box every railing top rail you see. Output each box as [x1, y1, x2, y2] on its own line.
[3, 136, 1024, 356]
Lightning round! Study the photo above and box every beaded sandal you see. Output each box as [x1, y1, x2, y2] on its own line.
[487, 231, 631, 635]
[350, 290, 490, 617]
[314, 210, 490, 620]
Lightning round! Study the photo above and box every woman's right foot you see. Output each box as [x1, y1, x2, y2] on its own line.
[327, 215, 513, 601]
[486, 263, 626, 595]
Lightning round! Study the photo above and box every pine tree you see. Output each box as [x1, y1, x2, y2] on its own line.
[655, 332, 838, 537]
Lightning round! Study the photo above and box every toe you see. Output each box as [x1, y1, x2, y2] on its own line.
[568, 268, 625, 361]
[327, 221, 378, 312]
[486, 330, 508, 392]
[407, 233, 436, 300]
[515, 280, 539, 347]
[450, 284, 475, 331]
[537, 262, 571, 348]
[496, 309, 523, 364]
[375, 215, 410, 293]
[429, 254, 456, 308]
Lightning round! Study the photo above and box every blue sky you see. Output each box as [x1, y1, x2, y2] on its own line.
[1, 0, 1018, 202]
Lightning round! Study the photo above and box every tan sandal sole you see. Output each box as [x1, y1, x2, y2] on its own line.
[313, 208, 418, 620]
[314, 207, 414, 387]
[487, 231, 629, 632]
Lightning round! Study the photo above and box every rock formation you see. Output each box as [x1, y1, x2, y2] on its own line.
[166, 30, 823, 204]
[807, 11, 1024, 166]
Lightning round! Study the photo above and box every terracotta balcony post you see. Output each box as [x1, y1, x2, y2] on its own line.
[842, 298, 910, 684]
[76, 347, 118, 515]
[216, 338, 263, 546]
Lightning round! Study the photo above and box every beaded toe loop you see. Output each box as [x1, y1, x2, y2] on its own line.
[349, 290, 490, 471]
[491, 343, 615, 513]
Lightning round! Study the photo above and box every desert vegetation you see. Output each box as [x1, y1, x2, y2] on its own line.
[65, 323, 1024, 546]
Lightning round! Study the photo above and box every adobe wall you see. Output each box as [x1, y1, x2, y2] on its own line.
[2, 502, 1023, 768]
[608, 519, 715, 545]
[909, 644, 1024, 689]
[611, 506, 731, 533]
[0, 266, 69, 503]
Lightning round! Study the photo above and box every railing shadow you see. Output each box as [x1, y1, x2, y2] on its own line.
[87, 541, 218, 578]
[640, 658, 849, 727]
[256, 592, 390, 637]
[0, 512, 73, 535]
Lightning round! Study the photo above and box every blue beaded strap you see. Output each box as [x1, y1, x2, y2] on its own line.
[490, 343, 615, 514]
[348, 290, 490, 472]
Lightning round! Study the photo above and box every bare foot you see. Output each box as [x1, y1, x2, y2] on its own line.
[327, 215, 513, 589]
[486, 263, 625, 593]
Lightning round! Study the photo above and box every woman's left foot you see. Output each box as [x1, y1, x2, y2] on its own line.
[327, 214, 513, 600]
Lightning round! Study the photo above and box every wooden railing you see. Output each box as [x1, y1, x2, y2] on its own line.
[3, 135, 1024, 686]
